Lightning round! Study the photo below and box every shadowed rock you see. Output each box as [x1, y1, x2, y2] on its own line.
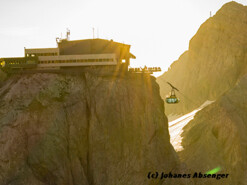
[179, 74, 247, 185]
[0, 73, 189, 185]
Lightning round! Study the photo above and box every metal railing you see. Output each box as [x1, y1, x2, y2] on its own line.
[128, 67, 161, 74]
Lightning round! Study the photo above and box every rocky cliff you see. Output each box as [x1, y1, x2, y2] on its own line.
[0, 70, 6, 82]
[157, 1, 247, 117]
[179, 74, 247, 185]
[0, 72, 185, 185]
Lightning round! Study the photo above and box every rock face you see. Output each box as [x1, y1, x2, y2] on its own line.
[157, 2, 247, 116]
[0, 70, 7, 82]
[0, 72, 182, 185]
[179, 75, 247, 185]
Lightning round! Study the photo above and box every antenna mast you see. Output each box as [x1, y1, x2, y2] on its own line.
[93, 27, 95, 39]
[66, 28, 70, 40]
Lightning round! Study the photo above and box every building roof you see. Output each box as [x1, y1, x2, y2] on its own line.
[25, 48, 59, 54]
[58, 38, 135, 59]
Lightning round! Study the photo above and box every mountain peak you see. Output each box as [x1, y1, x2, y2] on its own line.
[221, 1, 246, 9]
[215, 1, 247, 18]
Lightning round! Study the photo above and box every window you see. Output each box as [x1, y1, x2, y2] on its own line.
[1, 61, 6, 67]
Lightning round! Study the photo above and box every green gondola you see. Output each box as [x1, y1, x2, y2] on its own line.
[166, 95, 180, 104]
[165, 82, 180, 104]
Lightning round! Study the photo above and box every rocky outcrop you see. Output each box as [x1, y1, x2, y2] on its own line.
[0, 70, 7, 82]
[0, 72, 184, 185]
[179, 74, 247, 185]
[157, 2, 247, 116]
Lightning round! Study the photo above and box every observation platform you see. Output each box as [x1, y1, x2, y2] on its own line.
[128, 67, 161, 74]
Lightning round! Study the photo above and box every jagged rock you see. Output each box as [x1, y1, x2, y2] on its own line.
[179, 74, 247, 185]
[157, 1, 247, 117]
[0, 73, 184, 185]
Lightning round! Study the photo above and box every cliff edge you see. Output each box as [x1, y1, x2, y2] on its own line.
[0, 73, 184, 185]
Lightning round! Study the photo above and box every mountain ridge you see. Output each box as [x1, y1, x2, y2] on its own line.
[157, 1, 247, 116]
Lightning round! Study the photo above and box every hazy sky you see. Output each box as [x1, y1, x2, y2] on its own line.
[0, 0, 246, 76]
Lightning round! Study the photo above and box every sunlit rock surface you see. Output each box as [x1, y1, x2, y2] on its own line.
[169, 100, 213, 152]
[157, 2, 247, 116]
[0, 73, 188, 185]
[179, 75, 247, 185]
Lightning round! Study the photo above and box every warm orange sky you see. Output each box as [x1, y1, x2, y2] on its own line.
[0, 0, 246, 77]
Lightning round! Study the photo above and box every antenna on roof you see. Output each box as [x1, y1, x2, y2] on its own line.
[92, 27, 95, 39]
[97, 28, 99, 38]
[66, 28, 70, 40]
[210, 11, 212, 17]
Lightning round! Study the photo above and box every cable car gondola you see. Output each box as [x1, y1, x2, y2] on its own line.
[166, 82, 180, 104]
